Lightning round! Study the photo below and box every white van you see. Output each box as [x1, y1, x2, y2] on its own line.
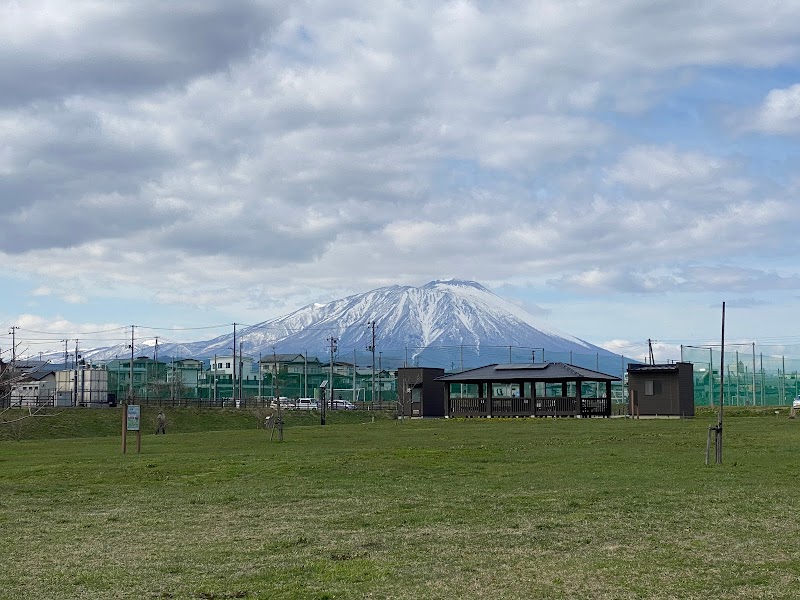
[295, 398, 319, 411]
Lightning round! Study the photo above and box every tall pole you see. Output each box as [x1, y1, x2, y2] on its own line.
[232, 323, 237, 404]
[352, 349, 357, 401]
[153, 337, 159, 403]
[239, 341, 243, 404]
[63, 339, 68, 369]
[9, 326, 18, 370]
[751, 342, 757, 407]
[325, 337, 337, 424]
[378, 351, 383, 404]
[213, 354, 218, 404]
[716, 302, 725, 464]
[129, 326, 134, 402]
[74, 339, 79, 406]
[367, 321, 376, 404]
[304, 351, 308, 399]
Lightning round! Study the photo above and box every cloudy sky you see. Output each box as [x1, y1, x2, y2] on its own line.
[2, 0, 800, 360]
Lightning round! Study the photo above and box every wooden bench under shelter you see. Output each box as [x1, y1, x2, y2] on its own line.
[437, 362, 620, 418]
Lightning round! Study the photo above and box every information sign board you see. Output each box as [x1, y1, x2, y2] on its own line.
[126, 405, 141, 431]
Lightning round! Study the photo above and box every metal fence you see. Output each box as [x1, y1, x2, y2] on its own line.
[682, 344, 800, 406]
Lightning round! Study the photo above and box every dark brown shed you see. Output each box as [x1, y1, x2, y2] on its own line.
[397, 367, 446, 417]
[626, 362, 694, 417]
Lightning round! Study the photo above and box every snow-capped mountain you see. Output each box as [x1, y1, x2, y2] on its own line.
[79, 279, 622, 372]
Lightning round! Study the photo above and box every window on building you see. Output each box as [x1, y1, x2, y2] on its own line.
[226, 362, 231, 369]
[644, 380, 662, 396]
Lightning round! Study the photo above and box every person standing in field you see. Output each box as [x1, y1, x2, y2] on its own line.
[156, 410, 166, 434]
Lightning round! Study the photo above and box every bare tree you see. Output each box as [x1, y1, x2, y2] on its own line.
[0, 360, 59, 429]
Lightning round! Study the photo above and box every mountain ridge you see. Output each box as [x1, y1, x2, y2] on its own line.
[77, 280, 621, 371]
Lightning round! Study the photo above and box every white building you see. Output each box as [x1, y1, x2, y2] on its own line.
[210, 355, 257, 380]
[10, 371, 56, 407]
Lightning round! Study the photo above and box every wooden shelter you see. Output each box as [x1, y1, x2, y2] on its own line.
[437, 362, 619, 418]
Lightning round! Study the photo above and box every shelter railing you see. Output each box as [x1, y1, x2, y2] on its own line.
[448, 396, 610, 418]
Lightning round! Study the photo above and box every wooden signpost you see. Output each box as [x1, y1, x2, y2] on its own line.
[122, 404, 141, 454]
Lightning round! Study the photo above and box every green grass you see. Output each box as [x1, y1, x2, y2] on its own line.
[0, 406, 391, 442]
[2, 412, 800, 599]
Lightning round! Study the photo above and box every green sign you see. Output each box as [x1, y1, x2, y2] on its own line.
[126, 405, 140, 431]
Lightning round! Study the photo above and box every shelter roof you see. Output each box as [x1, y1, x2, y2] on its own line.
[628, 363, 686, 374]
[436, 362, 620, 383]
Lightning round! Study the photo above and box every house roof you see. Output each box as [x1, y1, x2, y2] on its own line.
[17, 370, 55, 382]
[436, 362, 620, 383]
[260, 354, 320, 363]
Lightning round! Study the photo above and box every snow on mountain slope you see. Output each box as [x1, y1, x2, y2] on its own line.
[78, 280, 620, 369]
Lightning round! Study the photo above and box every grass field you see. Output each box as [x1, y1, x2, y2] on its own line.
[2, 409, 800, 599]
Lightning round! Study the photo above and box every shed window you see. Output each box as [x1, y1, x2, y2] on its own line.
[644, 380, 663, 396]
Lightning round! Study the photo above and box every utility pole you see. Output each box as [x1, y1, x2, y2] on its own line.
[326, 337, 338, 424]
[272, 348, 281, 414]
[213, 353, 218, 404]
[648, 339, 655, 365]
[239, 341, 244, 404]
[258, 352, 262, 400]
[62, 339, 69, 369]
[170, 356, 175, 402]
[378, 351, 383, 405]
[367, 321, 376, 404]
[129, 326, 134, 402]
[74, 339, 80, 406]
[232, 323, 237, 404]
[9, 326, 18, 369]
[352, 349, 357, 402]
[153, 337, 159, 403]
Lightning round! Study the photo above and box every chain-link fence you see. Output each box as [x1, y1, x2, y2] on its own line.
[681, 344, 800, 406]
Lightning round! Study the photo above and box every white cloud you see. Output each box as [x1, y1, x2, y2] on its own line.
[3, 0, 800, 341]
[606, 146, 725, 190]
[750, 83, 800, 134]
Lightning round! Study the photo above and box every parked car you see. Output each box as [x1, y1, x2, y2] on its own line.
[295, 398, 319, 411]
[269, 397, 292, 409]
[330, 399, 356, 410]
[793, 395, 800, 410]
